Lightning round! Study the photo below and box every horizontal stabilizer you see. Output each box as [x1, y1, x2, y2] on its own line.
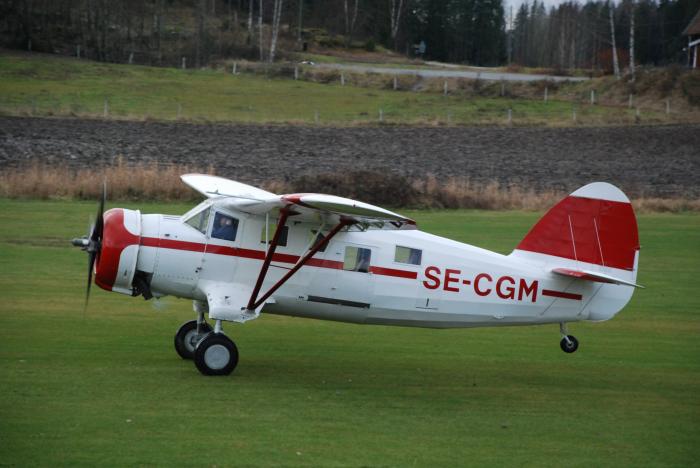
[551, 267, 643, 288]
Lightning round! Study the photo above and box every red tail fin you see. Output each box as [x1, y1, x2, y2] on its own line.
[514, 182, 639, 271]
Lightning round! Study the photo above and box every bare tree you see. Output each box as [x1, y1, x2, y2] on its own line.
[269, 0, 283, 62]
[344, 0, 359, 48]
[389, 0, 403, 49]
[609, 5, 620, 79]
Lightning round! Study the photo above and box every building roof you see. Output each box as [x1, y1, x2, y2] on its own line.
[683, 9, 700, 36]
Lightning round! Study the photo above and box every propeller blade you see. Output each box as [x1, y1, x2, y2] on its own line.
[85, 250, 96, 311]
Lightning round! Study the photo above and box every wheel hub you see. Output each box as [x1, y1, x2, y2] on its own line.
[204, 344, 231, 370]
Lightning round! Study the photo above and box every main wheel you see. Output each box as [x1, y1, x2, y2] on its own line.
[194, 333, 239, 376]
[174, 320, 213, 360]
[560, 335, 579, 353]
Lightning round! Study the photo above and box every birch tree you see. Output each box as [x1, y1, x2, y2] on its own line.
[258, 0, 263, 60]
[269, 0, 284, 62]
[389, 0, 403, 49]
[344, 0, 359, 48]
[629, 1, 635, 82]
[609, 5, 620, 78]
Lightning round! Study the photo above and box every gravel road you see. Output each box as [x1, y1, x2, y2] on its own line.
[1, 116, 698, 198]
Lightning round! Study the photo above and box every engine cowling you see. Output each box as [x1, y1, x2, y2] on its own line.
[94, 208, 141, 295]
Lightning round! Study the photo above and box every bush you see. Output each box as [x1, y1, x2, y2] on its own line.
[364, 39, 376, 52]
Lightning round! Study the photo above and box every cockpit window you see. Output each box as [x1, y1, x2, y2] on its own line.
[184, 208, 210, 234]
[211, 212, 239, 242]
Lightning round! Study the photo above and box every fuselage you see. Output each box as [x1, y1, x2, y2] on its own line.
[98, 199, 634, 329]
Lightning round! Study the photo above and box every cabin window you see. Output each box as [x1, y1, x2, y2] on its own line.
[309, 230, 327, 252]
[260, 223, 289, 247]
[184, 208, 210, 234]
[344, 247, 371, 273]
[395, 246, 422, 265]
[211, 212, 239, 241]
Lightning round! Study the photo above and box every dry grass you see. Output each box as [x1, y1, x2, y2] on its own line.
[1, 161, 697, 212]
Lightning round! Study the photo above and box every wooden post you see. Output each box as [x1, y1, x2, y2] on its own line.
[500, 81, 505, 97]
[393, 76, 398, 90]
[635, 107, 640, 119]
[666, 99, 670, 114]
[379, 108, 384, 122]
[103, 98, 109, 117]
[181, 57, 186, 69]
[447, 111, 452, 124]
[76, 45, 81, 58]
[507, 108, 512, 125]
[572, 107, 577, 122]
[443, 80, 448, 96]
[590, 89, 595, 105]
[544, 87, 548, 102]
[233, 63, 237, 74]
[628, 94, 633, 109]
[341, 73, 345, 86]
[294, 66, 298, 80]
[128, 52, 134, 64]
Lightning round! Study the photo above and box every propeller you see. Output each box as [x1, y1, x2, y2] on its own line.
[71, 181, 106, 311]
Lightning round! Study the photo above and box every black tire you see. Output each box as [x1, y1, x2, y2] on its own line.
[560, 335, 579, 353]
[174, 320, 213, 360]
[194, 333, 239, 376]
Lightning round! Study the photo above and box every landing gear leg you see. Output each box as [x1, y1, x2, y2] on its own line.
[559, 322, 579, 353]
[194, 320, 239, 376]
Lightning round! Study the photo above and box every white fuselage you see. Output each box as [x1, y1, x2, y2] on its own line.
[126, 202, 634, 329]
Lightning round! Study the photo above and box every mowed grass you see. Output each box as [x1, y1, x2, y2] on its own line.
[0, 199, 698, 466]
[0, 52, 655, 126]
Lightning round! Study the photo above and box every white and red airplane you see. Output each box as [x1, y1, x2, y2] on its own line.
[72, 176, 642, 376]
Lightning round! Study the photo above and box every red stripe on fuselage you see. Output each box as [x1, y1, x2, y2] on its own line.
[541, 289, 582, 300]
[139, 237, 413, 279]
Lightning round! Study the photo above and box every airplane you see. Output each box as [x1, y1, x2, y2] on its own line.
[72, 176, 642, 376]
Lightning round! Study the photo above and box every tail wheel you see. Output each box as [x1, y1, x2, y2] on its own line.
[194, 333, 239, 376]
[174, 320, 213, 360]
[560, 335, 579, 353]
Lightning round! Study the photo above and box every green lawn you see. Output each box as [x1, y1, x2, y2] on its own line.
[0, 199, 698, 466]
[0, 52, 659, 126]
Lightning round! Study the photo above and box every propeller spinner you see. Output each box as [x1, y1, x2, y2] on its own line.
[71, 181, 106, 309]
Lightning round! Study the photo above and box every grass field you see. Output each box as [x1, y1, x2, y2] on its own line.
[0, 52, 671, 126]
[0, 198, 698, 466]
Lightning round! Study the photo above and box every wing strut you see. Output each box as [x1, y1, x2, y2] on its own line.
[246, 214, 354, 312]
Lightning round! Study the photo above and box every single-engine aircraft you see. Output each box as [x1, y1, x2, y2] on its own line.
[72, 176, 642, 376]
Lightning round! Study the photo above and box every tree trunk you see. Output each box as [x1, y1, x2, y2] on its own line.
[629, 2, 635, 82]
[609, 6, 620, 79]
[258, 0, 263, 61]
[390, 0, 404, 50]
[269, 0, 283, 62]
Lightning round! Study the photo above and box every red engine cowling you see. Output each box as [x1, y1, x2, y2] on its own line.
[94, 208, 141, 295]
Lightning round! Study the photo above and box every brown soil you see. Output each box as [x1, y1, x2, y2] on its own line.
[0, 116, 698, 198]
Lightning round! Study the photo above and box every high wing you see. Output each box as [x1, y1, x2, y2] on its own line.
[181, 173, 415, 229]
[551, 267, 644, 288]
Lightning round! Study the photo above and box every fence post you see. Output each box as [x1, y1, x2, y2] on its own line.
[76, 45, 81, 58]
[447, 111, 452, 124]
[628, 94, 634, 109]
[590, 89, 595, 105]
[294, 66, 298, 80]
[379, 108, 384, 122]
[393, 76, 398, 90]
[544, 86, 548, 102]
[572, 107, 577, 122]
[341, 73, 345, 86]
[181, 57, 186, 69]
[103, 98, 109, 117]
[233, 62, 237, 74]
[443, 80, 448, 96]
[507, 108, 512, 125]
[500, 81, 505, 97]
[666, 99, 670, 114]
